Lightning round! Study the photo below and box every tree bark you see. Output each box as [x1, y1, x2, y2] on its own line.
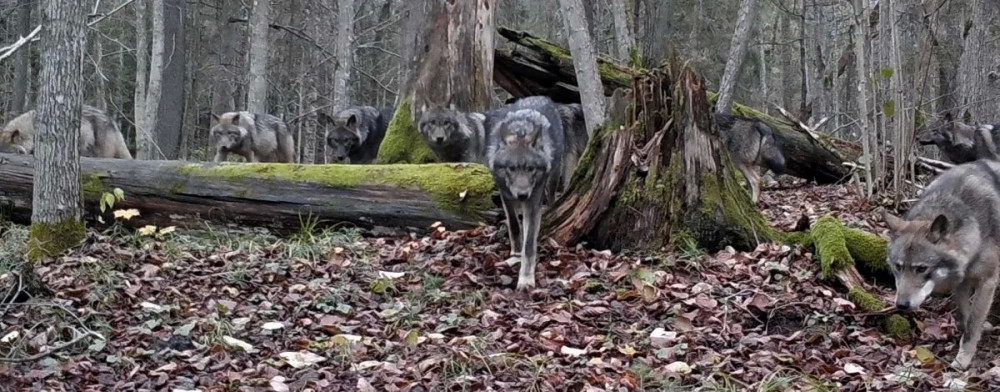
[247, 0, 270, 114]
[714, 0, 759, 115]
[137, 0, 165, 160]
[12, 0, 33, 114]
[610, 0, 636, 64]
[957, 0, 996, 120]
[557, 0, 606, 134]
[377, 0, 494, 164]
[544, 59, 774, 252]
[212, 0, 242, 115]
[851, 0, 874, 196]
[152, 0, 186, 160]
[134, 0, 151, 159]
[29, 0, 87, 261]
[0, 154, 500, 235]
[332, 0, 355, 109]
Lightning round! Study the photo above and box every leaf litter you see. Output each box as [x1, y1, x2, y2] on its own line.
[0, 181, 998, 391]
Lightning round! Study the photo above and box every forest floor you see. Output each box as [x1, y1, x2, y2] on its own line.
[1, 179, 999, 391]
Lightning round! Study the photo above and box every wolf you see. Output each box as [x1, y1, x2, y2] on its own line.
[714, 113, 786, 203]
[486, 96, 565, 291]
[417, 103, 491, 164]
[322, 105, 394, 164]
[971, 123, 1000, 162]
[555, 103, 590, 191]
[917, 113, 983, 164]
[210, 111, 296, 163]
[0, 143, 27, 154]
[883, 160, 1000, 370]
[0, 104, 132, 159]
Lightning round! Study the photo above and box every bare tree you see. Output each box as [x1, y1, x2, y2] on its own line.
[851, 0, 874, 196]
[957, 0, 996, 120]
[28, 0, 88, 260]
[134, 0, 151, 158]
[715, 0, 759, 114]
[152, 0, 186, 159]
[12, 0, 33, 114]
[610, 0, 635, 64]
[136, 0, 165, 160]
[212, 0, 242, 115]
[332, 0, 355, 109]
[558, 0, 606, 134]
[247, 0, 270, 113]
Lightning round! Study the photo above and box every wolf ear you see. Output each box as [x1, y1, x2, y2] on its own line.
[498, 124, 515, 145]
[9, 130, 21, 143]
[927, 214, 950, 244]
[527, 125, 542, 147]
[883, 212, 906, 233]
[212, 113, 221, 123]
[346, 114, 358, 127]
[230, 115, 240, 125]
[944, 112, 953, 122]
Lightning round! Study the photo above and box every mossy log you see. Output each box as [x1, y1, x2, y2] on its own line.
[544, 58, 774, 253]
[0, 154, 500, 234]
[495, 27, 854, 184]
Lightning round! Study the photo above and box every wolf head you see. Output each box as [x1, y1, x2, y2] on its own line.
[327, 111, 366, 163]
[489, 109, 553, 201]
[418, 104, 466, 148]
[918, 113, 975, 147]
[211, 113, 249, 150]
[884, 212, 972, 311]
[0, 111, 35, 154]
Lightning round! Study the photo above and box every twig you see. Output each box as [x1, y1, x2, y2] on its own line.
[87, 0, 135, 27]
[0, 328, 101, 363]
[0, 25, 41, 63]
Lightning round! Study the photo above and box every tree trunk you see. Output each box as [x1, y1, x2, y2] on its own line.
[332, 0, 355, 109]
[377, 0, 494, 164]
[714, 0, 759, 115]
[12, 0, 33, 114]
[851, 0, 874, 196]
[134, 0, 151, 159]
[247, 0, 270, 114]
[610, 0, 635, 64]
[137, 0, 165, 160]
[0, 154, 499, 235]
[544, 59, 774, 252]
[212, 0, 241, 115]
[153, 0, 186, 160]
[557, 0, 606, 134]
[29, 0, 87, 261]
[957, 0, 996, 120]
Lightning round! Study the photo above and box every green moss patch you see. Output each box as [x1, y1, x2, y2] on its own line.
[884, 314, 911, 339]
[177, 162, 496, 219]
[376, 99, 438, 164]
[843, 228, 890, 275]
[812, 215, 853, 279]
[848, 287, 884, 313]
[28, 219, 86, 262]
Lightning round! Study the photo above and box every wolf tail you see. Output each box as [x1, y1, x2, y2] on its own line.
[974, 125, 999, 161]
[756, 122, 786, 175]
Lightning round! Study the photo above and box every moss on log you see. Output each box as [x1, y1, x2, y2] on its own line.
[376, 100, 438, 164]
[27, 219, 85, 262]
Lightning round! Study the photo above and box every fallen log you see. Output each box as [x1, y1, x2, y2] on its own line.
[0, 154, 500, 234]
[495, 27, 855, 184]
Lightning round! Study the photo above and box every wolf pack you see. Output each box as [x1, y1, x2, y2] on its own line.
[0, 96, 997, 369]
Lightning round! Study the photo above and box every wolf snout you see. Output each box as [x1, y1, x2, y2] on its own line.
[515, 192, 530, 200]
[895, 299, 915, 312]
[434, 136, 445, 144]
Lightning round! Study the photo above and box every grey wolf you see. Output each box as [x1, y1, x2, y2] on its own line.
[321, 105, 393, 164]
[486, 96, 565, 291]
[714, 113, 786, 203]
[417, 103, 490, 163]
[972, 123, 1000, 162]
[917, 113, 982, 164]
[0, 104, 132, 159]
[210, 111, 296, 163]
[883, 160, 1000, 369]
[0, 143, 27, 154]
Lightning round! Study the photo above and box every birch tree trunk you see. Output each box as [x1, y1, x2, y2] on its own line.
[28, 0, 88, 262]
[12, 0, 33, 114]
[247, 0, 270, 114]
[957, 0, 996, 120]
[558, 0, 606, 135]
[332, 0, 355, 109]
[134, 0, 152, 159]
[714, 0, 759, 114]
[153, 0, 186, 159]
[376, 0, 494, 164]
[851, 0, 874, 196]
[610, 0, 635, 64]
[137, 0, 165, 160]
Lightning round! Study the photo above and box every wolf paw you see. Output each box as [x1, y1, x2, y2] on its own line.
[950, 350, 974, 370]
[504, 255, 522, 267]
[516, 275, 536, 292]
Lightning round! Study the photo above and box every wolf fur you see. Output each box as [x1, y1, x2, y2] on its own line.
[0, 104, 132, 159]
[918, 113, 982, 164]
[211, 111, 296, 163]
[417, 104, 490, 163]
[883, 160, 1000, 369]
[486, 96, 565, 292]
[0, 143, 27, 154]
[714, 113, 786, 203]
[971, 123, 1000, 162]
[555, 103, 590, 191]
[322, 105, 393, 164]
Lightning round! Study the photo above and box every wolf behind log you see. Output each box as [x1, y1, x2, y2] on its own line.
[883, 160, 1000, 370]
[210, 111, 296, 163]
[322, 105, 394, 164]
[486, 96, 565, 292]
[417, 103, 490, 164]
[555, 103, 589, 191]
[0, 104, 132, 159]
[714, 113, 786, 203]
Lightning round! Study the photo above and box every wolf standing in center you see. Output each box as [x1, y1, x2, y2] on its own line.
[486, 96, 565, 291]
[210, 111, 296, 163]
[883, 160, 1000, 370]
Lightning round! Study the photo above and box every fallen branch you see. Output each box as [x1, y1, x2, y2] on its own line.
[0, 25, 41, 63]
[0, 328, 102, 364]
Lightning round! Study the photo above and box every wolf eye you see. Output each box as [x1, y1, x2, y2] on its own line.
[914, 266, 929, 274]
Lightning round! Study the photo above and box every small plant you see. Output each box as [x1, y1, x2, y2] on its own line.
[99, 188, 125, 213]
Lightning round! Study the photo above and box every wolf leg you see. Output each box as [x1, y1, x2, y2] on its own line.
[954, 282, 974, 335]
[213, 150, 228, 163]
[500, 197, 524, 266]
[952, 275, 998, 369]
[247, 150, 258, 163]
[516, 194, 544, 291]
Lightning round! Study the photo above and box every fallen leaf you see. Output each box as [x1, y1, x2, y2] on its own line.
[560, 346, 587, 357]
[222, 336, 255, 353]
[1, 330, 19, 343]
[278, 351, 327, 369]
[261, 322, 285, 331]
[113, 209, 141, 220]
[664, 361, 692, 374]
[844, 363, 866, 375]
[378, 271, 406, 279]
[269, 376, 290, 392]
